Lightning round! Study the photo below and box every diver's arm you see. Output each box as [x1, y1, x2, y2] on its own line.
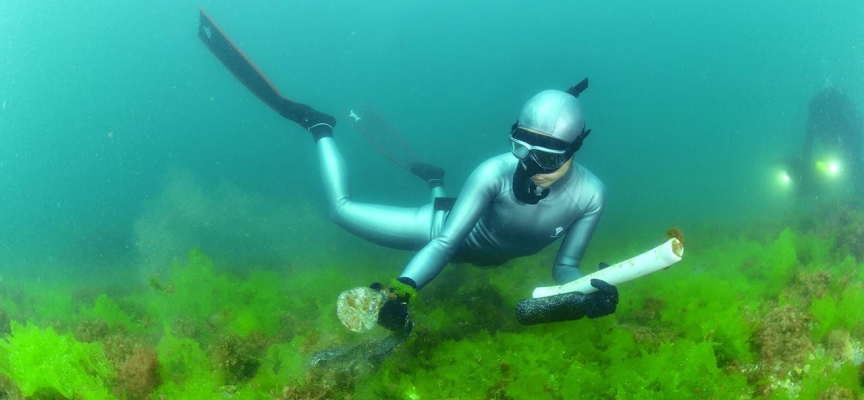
[551, 186, 606, 284]
[793, 117, 819, 192]
[399, 160, 503, 288]
[802, 91, 828, 164]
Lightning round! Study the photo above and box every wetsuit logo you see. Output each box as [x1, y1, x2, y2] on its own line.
[552, 226, 564, 238]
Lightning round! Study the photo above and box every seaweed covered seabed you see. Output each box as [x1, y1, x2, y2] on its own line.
[0, 207, 863, 399]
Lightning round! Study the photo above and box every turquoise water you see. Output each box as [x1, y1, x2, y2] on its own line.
[1, 0, 862, 275]
[0, 1, 863, 397]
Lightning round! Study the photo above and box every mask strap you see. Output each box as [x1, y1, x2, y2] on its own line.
[564, 127, 592, 159]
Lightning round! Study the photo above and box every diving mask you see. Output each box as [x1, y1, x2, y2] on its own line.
[509, 127, 572, 172]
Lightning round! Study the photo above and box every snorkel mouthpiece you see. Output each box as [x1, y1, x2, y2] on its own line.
[513, 159, 551, 204]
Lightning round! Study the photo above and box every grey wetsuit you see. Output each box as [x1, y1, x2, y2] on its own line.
[317, 136, 605, 288]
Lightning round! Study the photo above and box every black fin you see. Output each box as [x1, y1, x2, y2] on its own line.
[198, 8, 335, 134]
[409, 163, 445, 182]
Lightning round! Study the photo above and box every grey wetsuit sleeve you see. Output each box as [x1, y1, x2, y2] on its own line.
[551, 183, 606, 284]
[399, 160, 502, 288]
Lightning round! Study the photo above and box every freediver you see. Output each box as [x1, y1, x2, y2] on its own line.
[198, 9, 618, 335]
[317, 88, 618, 334]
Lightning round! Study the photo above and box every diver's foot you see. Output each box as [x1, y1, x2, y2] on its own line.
[409, 163, 445, 188]
[304, 109, 337, 142]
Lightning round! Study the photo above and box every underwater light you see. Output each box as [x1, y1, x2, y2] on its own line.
[774, 168, 793, 190]
[827, 160, 840, 176]
[815, 159, 842, 178]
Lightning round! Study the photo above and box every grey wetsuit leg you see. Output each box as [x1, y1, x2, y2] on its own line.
[316, 137, 439, 250]
[430, 185, 446, 200]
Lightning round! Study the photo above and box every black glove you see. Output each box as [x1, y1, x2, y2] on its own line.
[370, 277, 417, 336]
[516, 279, 618, 325]
[584, 279, 619, 319]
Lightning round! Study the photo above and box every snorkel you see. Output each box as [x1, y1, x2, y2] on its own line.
[512, 157, 552, 204]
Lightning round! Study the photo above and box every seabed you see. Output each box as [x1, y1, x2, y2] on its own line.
[0, 206, 863, 399]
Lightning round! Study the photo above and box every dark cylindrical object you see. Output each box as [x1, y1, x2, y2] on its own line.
[516, 292, 590, 325]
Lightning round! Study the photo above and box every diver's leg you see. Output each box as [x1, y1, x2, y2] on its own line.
[316, 137, 435, 250]
[431, 185, 446, 200]
[409, 163, 446, 200]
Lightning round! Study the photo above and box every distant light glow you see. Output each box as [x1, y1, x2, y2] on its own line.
[815, 159, 842, 178]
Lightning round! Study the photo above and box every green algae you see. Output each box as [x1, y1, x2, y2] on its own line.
[80, 294, 139, 334]
[0, 224, 862, 399]
[155, 323, 221, 398]
[0, 322, 114, 398]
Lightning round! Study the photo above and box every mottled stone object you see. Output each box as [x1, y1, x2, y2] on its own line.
[336, 287, 386, 332]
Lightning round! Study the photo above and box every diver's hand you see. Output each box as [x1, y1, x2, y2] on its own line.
[369, 277, 417, 336]
[377, 296, 411, 335]
[584, 279, 619, 319]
